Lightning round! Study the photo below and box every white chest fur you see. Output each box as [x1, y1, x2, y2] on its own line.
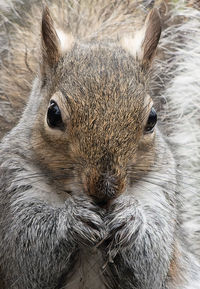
[64, 248, 107, 289]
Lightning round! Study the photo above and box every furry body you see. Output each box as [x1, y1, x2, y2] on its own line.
[0, 1, 200, 289]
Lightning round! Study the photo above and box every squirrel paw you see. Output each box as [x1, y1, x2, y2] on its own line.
[66, 194, 106, 247]
[104, 195, 145, 259]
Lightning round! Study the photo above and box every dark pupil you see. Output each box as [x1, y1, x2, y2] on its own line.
[145, 107, 157, 133]
[47, 100, 63, 129]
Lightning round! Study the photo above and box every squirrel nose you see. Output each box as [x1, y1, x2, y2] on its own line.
[85, 172, 125, 205]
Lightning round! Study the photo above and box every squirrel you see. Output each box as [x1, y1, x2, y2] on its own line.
[0, 0, 200, 288]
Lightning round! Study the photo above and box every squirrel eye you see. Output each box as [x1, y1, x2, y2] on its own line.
[47, 100, 64, 129]
[144, 107, 157, 133]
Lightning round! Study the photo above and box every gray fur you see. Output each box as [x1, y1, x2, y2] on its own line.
[158, 1, 200, 259]
[0, 1, 200, 289]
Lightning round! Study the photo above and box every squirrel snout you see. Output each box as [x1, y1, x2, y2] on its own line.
[85, 172, 125, 206]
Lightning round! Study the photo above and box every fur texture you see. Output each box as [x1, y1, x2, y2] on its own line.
[0, 1, 200, 289]
[157, 1, 200, 259]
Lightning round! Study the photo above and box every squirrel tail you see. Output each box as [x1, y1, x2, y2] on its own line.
[157, 0, 200, 257]
[0, 1, 41, 138]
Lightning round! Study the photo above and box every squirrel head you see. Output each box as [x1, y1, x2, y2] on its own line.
[32, 7, 161, 206]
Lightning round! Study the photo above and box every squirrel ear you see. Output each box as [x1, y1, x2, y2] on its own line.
[41, 6, 61, 70]
[41, 6, 74, 75]
[141, 8, 161, 67]
[121, 8, 161, 69]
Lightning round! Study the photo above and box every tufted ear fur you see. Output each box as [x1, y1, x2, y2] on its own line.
[41, 6, 61, 72]
[141, 8, 161, 67]
[121, 8, 161, 69]
[41, 6, 74, 76]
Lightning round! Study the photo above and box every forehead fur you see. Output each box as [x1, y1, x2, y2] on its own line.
[58, 41, 148, 109]
[56, 41, 149, 161]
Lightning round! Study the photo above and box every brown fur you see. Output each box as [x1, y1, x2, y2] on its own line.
[31, 30, 156, 203]
[42, 6, 61, 71]
[168, 244, 184, 287]
[0, 0, 164, 140]
[188, 0, 200, 9]
[142, 8, 161, 67]
[24, 3, 162, 204]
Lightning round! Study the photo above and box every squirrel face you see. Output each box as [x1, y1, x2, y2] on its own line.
[31, 7, 160, 206]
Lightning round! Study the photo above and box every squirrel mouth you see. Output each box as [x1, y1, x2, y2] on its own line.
[93, 198, 109, 208]
[92, 193, 116, 208]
